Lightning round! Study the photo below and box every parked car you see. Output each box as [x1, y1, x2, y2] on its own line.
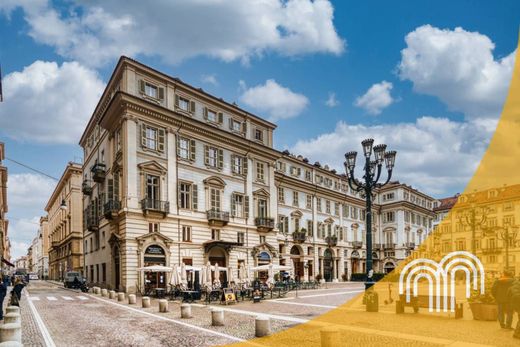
[28, 273, 39, 280]
[63, 271, 84, 288]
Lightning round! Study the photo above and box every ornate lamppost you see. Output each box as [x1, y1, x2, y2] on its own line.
[458, 204, 488, 254]
[344, 139, 396, 291]
[496, 223, 519, 271]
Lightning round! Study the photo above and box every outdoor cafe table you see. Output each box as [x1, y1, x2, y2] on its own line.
[205, 289, 222, 304]
[155, 288, 166, 298]
[182, 290, 198, 303]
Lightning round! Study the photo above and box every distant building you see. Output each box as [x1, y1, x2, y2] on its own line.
[0, 142, 11, 272]
[36, 216, 49, 279]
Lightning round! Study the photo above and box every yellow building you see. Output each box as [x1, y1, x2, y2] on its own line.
[0, 142, 11, 271]
[46, 162, 84, 280]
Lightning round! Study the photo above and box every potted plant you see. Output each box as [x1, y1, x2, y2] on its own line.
[341, 273, 349, 282]
[315, 273, 323, 283]
[468, 277, 498, 321]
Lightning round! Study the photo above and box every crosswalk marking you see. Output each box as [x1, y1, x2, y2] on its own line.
[29, 297, 40, 301]
[77, 296, 89, 300]
[31, 295, 90, 302]
[46, 297, 57, 301]
[62, 296, 73, 301]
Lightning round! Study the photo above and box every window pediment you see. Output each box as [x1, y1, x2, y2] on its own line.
[203, 176, 226, 188]
[138, 160, 167, 175]
[253, 188, 270, 197]
[324, 217, 335, 224]
[290, 210, 303, 217]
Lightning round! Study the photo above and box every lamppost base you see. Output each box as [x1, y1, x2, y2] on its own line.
[364, 281, 376, 291]
[364, 281, 378, 312]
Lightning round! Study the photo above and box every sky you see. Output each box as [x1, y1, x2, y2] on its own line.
[0, 0, 519, 259]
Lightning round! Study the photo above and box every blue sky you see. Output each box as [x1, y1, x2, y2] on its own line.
[0, 0, 518, 258]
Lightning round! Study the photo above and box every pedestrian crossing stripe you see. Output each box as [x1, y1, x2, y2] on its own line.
[29, 297, 40, 301]
[62, 296, 73, 301]
[77, 296, 89, 300]
[32, 296, 89, 301]
[46, 297, 57, 301]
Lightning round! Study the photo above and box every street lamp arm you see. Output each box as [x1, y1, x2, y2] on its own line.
[372, 164, 383, 187]
[376, 169, 393, 188]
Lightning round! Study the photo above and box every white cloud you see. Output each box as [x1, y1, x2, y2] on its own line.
[201, 74, 218, 86]
[0, 60, 105, 144]
[240, 79, 309, 121]
[6, 173, 55, 259]
[354, 81, 394, 115]
[398, 25, 515, 120]
[291, 117, 492, 196]
[2, 0, 345, 67]
[325, 92, 339, 107]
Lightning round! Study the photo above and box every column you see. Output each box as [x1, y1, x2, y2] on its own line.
[125, 119, 139, 209]
[167, 131, 177, 211]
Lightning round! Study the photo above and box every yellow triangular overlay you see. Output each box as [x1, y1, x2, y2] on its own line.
[223, 39, 520, 346]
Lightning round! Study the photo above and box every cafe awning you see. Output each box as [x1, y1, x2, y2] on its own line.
[202, 240, 239, 254]
[1, 257, 14, 268]
[137, 265, 172, 272]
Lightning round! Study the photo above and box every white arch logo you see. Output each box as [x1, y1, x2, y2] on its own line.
[398, 251, 485, 312]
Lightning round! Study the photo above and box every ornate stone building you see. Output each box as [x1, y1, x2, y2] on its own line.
[0, 142, 11, 270]
[46, 162, 83, 280]
[80, 57, 436, 292]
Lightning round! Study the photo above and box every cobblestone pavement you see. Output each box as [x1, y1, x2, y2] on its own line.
[18, 281, 520, 346]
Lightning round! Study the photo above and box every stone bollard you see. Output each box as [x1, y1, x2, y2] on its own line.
[5, 307, 18, 315]
[0, 341, 23, 347]
[320, 327, 339, 347]
[159, 299, 168, 313]
[180, 303, 192, 318]
[95, 287, 101, 295]
[211, 308, 224, 326]
[128, 294, 136, 304]
[255, 316, 271, 337]
[142, 296, 151, 308]
[0, 323, 21, 343]
[117, 292, 125, 302]
[3, 313, 20, 324]
[109, 290, 116, 299]
[101, 289, 108, 297]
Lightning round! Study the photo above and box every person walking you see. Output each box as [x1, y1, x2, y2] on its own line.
[509, 276, 520, 339]
[0, 278, 7, 320]
[492, 270, 514, 329]
[11, 277, 25, 307]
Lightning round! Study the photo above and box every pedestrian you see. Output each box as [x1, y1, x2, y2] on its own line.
[11, 277, 25, 307]
[492, 270, 514, 329]
[0, 277, 7, 320]
[508, 276, 520, 339]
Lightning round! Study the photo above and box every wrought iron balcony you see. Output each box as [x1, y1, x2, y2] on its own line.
[82, 181, 93, 196]
[326, 235, 338, 247]
[90, 163, 107, 183]
[85, 215, 99, 232]
[255, 217, 275, 232]
[384, 243, 397, 250]
[352, 241, 363, 249]
[141, 198, 169, 217]
[373, 243, 383, 250]
[404, 242, 415, 249]
[104, 200, 121, 219]
[207, 209, 230, 227]
[292, 231, 307, 244]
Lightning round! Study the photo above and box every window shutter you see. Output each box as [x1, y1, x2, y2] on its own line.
[231, 194, 236, 217]
[158, 87, 165, 100]
[204, 145, 210, 166]
[114, 174, 120, 201]
[158, 128, 165, 152]
[228, 118, 233, 130]
[243, 157, 248, 176]
[175, 94, 179, 107]
[141, 124, 147, 148]
[203, 107, 208, 120]
[242, 122, 247, 134]
[284, 217, 289, 234]
[176, 136, 181, 157]
[217, 112, 223, 124]
[244, 196, 250, 218]
[189, 139, 196, 161]
[230, 155, 236, 173]
[192, 184, 198, 210]
[189, 101, 196, 114]
[298, 168, 302, 175]
[218, 149, 224, 169]
[177, 183, 182, 207]
[108, 179, 114, 201]
[138, 80, 145, 94]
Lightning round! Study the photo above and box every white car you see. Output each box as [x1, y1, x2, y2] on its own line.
[29, 274, 39, 280]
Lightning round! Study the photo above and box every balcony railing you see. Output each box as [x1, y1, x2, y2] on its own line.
[384, 243, 397, 250]
[373, 243, 383, 250]
[255, 217, 275, 232]
[352, 241, 363, 249]
[292, 231, 307, 244]
[141, 198, 169, 216]
[104, 200, 121, 219]
[481, 247, 501, 255]
[82, 181, 93, 196]
[85, 215, 99, 232]
[404, 242, 416, 249]
[207, 209, 230, 227]
[326, 235, 338, 247]
[90, 163, 106, 183]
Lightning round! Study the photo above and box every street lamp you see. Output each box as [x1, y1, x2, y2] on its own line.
[344, 139, 396, 291]
[457, 204, 488, 254]
[496, 223, 519, 271]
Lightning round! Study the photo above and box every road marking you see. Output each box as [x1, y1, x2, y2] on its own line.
[26, 293, 57, 347]
[192, 304, 308, 323]
[62, 296, 74, 301]
[46, 296, 57, 301]
[272, 301, 336, 309]
[89, 295, 244, 342]
[77, 296, 89, 300]
[29, 296, 40, 301]
[272, 289, 364, 301]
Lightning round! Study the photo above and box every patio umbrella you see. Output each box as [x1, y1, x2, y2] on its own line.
[170, 264, 179, 286]
[245, 264, 251, 287]
[200, 265, 206, 289]
[266, 263, 275, 287]
[238, 263, 244, 284]
[180, 263, 188, 289]
[213, 263, 221, 288]
[227, 266, 234, 285]
[205, 261, 212, 291]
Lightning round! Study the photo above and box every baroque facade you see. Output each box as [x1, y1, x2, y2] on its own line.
[46, 162, 83, 280]
[80, 57, 436, 293]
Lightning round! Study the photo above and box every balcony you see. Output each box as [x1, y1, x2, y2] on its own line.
[481, 247, 502, 255]
[141, 198, 169, 217]
[104, 200, 121, 220]
[373, 243, 383, 250]
[255, 217, 275, 232]
[85, 215, 99, 232]
[352, 241, 363, 249]
[292, 231, 307, 244]
[90, 163, 106, 183]
[384, 243, 397, 250]
[326, 235, 338, 247]
[206, 209, 230, 227]
[404, 242, 416, 250]
[82, 181, 93, 196]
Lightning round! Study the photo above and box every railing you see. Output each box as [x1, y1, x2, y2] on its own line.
[141, 198, 169, 215]
[206, 209, 230, 227]
[292, 232, 307, 243]
[82, 181, 93, 196]
[481, 247, 501, 254]
[352, 241, 363, 248]
[255, 217, 275, 231]
[384, 243, 397, 250]
[404, 242, 415, 249]
[85, 215, 99, 231]
[103, 200, 121, 219]
[326, 235, 338, 247]
[373, 243, 383, 250]
[90, 163, 106, 183]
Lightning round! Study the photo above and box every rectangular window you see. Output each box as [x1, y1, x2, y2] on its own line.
[230, 119, 242, 132]
[334, 202, 340, 216]
[96, 264, 100, 282]
[342, 204, 349, 218]
[178, 137, 190, 159]
[307, 220, 313, 237]
[293, 191, 299, 206]
[306, 195, 312, 209]
[210, 188, 221, 210]
[294, 217, 300, 232]
[237, 232, 245, 245]
[257, 198, 268, 218]
[326, 200, 331, 214]
[317, 198, 322, 212]
[178, 96, 190, 111]
[182, 225, 192, 242]
[384, 211, 395, 223]
[231, 194, 244, 218]
[231, 155, 247, 175]
[254, 129, 263, 142]
[204, 145, 223, 169]
[259, 235, 266, 244]
[305, 170, 312, 182]
[148, 223, 159, 233]
[208, 147, 218, 167]
[207, 109, 217, 122]
[211, 229, 220, 241]
[179, 182, 197, 210]
[102, 263, 106, 282]
[145, 83, 158, 98]
[145, 127, 158, 150]
[278, 188, 285, 203]
[256, 162, 265, 182]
